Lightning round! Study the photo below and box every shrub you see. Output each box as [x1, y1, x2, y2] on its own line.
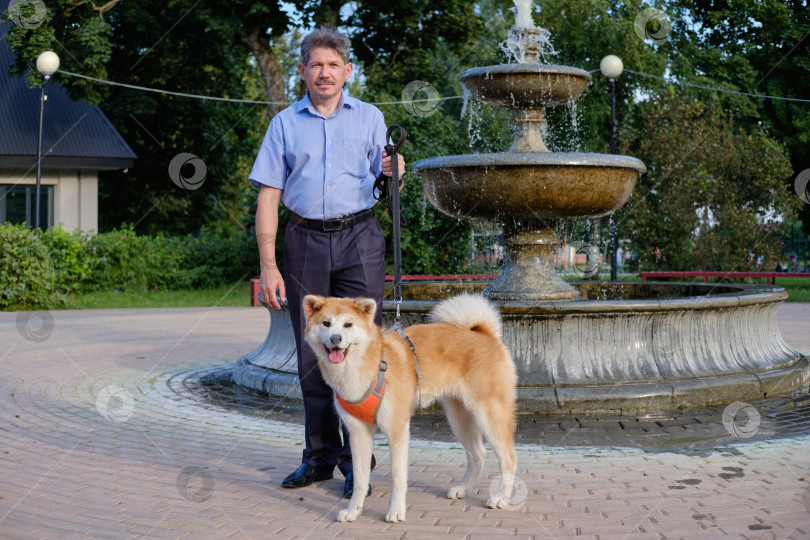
[1, 223, 259, 308]
[40, 227, 91, 293]
[81, 226, 145, 290]
[0, 223, 62, 310]
[81, 226, 199, 291]
[188, 225, 258, 288]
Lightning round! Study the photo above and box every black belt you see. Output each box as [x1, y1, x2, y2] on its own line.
[290, 207, 375, 232]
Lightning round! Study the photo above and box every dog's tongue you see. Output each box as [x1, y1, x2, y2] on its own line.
[328, 348, 345, 363]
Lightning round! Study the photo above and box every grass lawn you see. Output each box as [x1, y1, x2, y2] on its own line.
[61, 280, 255, 310]
[766, 276, 810, 302]
[54, 275, 810, 310]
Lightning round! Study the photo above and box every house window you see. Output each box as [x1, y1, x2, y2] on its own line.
[0, 185, 54, 229]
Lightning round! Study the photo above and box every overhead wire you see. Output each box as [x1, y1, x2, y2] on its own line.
[57, 68, 810, 106]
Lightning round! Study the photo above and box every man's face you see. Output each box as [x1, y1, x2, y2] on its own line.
[298, 47, 353, 103]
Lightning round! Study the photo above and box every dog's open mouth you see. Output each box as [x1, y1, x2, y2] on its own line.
[326, 346, 349, 364]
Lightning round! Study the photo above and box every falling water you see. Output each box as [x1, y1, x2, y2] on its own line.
[462, 87, 488, 149]
[420, 192, 427, 226]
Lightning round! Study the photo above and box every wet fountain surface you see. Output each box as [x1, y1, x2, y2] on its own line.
[194, 366, 810, 454]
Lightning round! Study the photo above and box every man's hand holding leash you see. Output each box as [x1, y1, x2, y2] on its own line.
[382, 151, 405, 185]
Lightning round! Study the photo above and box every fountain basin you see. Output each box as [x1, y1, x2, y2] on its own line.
[233, 282, 809, 416]
[413, 152, 646, 222]
[461, 64, 592, 109]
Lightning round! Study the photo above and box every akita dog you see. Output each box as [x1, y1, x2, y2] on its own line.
[303, 293, 517, 523]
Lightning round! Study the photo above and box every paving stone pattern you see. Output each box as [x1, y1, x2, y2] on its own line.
[1, 306, 809, 539]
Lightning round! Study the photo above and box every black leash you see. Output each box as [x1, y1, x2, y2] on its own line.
[373, 127, 407, 226]
[376, 125, 422, 408]
[373, 125, 408, 319]
[385, 125, 406, 319]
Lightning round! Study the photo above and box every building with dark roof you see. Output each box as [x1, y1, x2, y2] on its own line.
[1, 24, 136, 233]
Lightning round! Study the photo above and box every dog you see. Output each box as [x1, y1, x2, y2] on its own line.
[302, 293, 517, 523]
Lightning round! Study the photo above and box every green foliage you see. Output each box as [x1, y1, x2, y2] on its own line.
[0, 223, 62, 310]
[668, 0, 810, 231]
[529, 0, 671, 153]
[6, 0, 808, 277]
[185, 225, 259, 288]
[78, 226, 258, 291]
[348, 1, 491, 274]
[373, 107, 486, 275]
[5, 0, 271, 236]
[81, 227, 187, 290]
[349, 0, 484, 98]
[0, 223, 259, 310]
[620, 96, 799, 271]
[40, 226, 91, 293]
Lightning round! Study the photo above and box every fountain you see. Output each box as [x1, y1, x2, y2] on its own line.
[233, 1, 809, 416]
[416, 0, 644, 301]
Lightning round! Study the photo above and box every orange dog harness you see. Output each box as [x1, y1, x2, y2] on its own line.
[336, 359, 387, 424]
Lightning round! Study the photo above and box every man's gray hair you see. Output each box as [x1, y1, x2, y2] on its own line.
[300, 28, 351, 66]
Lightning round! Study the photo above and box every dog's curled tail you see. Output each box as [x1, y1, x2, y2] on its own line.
[428, 293, 503, 339]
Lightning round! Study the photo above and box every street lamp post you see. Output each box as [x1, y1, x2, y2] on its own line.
[34, 51, 60, 233]
[600, 54, 623, 282]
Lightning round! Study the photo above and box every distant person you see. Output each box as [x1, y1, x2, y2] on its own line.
[616, 246, 624, 274]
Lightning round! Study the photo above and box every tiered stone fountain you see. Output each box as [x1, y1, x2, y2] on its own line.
[234, 1, 809, 415]
[415, 14, 644, 301]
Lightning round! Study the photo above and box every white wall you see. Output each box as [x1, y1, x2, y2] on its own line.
[0, 168, 99, 234]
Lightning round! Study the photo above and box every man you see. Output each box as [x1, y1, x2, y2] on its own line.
[249, 28, 404, 499]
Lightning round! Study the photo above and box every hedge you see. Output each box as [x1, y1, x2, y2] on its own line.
[0, 223, 63, 310]
[0, 223, 259, 310]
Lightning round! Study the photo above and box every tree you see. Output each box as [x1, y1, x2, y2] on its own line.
[346, 0, 491, 274]
[668, 0, 810, 231]
[529, 0, 671, 153]
[620, 95, 800, 271]
[5, 0, 488, 257]
[8, 0, 803, 276]
[5, 0, 285, 234]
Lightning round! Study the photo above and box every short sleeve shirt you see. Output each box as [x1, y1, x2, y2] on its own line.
[249, 91, 387, 220]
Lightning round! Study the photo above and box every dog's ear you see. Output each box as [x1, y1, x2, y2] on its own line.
[303, 295, 325, 319]
[354, 298, 377, 320]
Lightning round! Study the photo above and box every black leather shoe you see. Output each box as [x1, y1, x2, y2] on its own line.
[343, 472, 372, 499]
[282, 463, 333, 488]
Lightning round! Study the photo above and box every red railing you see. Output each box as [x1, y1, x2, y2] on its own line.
[251, 274, 498, 306]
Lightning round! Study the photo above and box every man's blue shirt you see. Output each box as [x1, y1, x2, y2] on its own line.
[249, 91, 387, 220]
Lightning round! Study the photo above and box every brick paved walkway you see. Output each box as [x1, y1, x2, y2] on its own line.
[1, 305, 809, 539]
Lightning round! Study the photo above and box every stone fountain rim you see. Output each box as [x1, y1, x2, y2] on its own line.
[385, 282, 788, 314]
[461, 63, 593, 81]
[238, 281, 806, 414]
[411, 152, 647, 174]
